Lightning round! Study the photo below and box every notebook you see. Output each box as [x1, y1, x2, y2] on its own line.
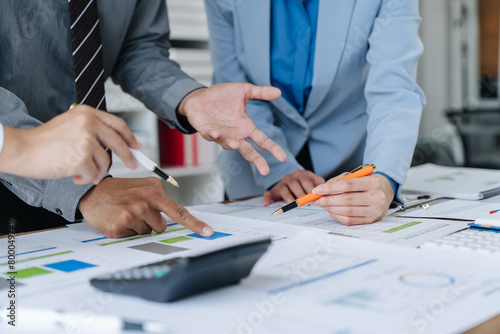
[402, 163, 500, 200]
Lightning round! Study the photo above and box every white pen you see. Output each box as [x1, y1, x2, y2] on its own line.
[4, 308, 169, 333]
[131, 149, 179, 187]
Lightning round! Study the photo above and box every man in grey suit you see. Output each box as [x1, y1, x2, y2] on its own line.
[0, 0, 286, 237]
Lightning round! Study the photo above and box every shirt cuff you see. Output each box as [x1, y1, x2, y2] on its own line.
[42, 177, 95, 222]
[160, 79, 205, 134]
[175, 110, 196, 134]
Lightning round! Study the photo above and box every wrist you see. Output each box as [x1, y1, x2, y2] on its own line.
[77, 175, 113, 216]
[373, 172, 396, 200]
[77, 181, 99, 215]
[177, 87, 207, 117]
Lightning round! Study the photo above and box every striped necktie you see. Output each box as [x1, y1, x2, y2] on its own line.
[68, 0, 107, 111]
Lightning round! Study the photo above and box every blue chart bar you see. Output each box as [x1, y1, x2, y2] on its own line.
[81, 237, 108, 243]
[269, 259, 378, 294]
[0, 247, 57, 259]
[187, 232, 232, 240]
[45, 260, 97, 273]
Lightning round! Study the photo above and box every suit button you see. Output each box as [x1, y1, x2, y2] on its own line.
[56, 209, 63, 216]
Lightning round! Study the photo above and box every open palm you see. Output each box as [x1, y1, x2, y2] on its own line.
[180, 82, 287, 175]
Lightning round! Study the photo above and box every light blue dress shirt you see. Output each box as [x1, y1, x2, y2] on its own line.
[270, 0, 318, 114]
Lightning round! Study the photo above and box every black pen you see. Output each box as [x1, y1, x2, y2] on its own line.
[68, 104, 178, 187]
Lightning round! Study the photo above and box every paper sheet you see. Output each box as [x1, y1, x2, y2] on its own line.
[4, 230, 500, 334]
[194, 201, 468, 247]
[0, 211, 313, 300]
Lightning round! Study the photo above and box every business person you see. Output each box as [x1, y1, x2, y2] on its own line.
[206, 0, 426, 225]
[0, 0, 285, 236]
[0, 105, 141, 184]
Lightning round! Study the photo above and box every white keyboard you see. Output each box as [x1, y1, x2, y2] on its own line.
[420, 228, 500, 257]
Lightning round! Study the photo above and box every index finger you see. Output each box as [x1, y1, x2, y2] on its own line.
[324, 176, 372, 194]
[157, 197, 214, 237]
[249, 127, 287, 162]
[95, 123, 138, 170]
[94, 110, 141, 149]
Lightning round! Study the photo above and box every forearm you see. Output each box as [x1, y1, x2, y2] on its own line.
[0, 170, 93, 222]
[0, 89, 93, 221]
[0, 134, 94, 222]
[0, 125, 29, 175]
[111, 0, 203, 133]
[363, 0, 426, 186]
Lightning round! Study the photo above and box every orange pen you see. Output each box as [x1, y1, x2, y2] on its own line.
[271, 164, 377, 216]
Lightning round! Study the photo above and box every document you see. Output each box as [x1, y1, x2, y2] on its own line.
[239, 231, 500, 334]
[195, 201, 468, 247]
[5, 230, 500, 334]
[0, 211, 312, 300]
[402, 163, 500, 200]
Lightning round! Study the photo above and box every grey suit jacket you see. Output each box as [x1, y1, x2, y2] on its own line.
[0, 0, 203, 221]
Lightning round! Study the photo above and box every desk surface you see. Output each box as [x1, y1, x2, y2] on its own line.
[3, 208, 500, 333]
[467, 315, 500, 334]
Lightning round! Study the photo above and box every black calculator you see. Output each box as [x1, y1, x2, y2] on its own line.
[90, 238, 272, 302]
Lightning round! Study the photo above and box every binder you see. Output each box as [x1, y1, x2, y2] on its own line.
[158, 120, 184, 167]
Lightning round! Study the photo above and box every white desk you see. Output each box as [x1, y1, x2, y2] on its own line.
[1, 208, 500, 334]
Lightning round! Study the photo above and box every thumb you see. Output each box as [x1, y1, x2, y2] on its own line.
[245, 84, 281, 102]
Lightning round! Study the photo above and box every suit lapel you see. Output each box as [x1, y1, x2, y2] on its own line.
[235, 0, 308, 128]
[304, 0, 357, 117]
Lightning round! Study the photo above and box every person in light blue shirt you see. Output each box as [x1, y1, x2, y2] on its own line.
[206, 0, 426, 225]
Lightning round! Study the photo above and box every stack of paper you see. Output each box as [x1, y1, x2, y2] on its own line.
[403, 163, 500, 200]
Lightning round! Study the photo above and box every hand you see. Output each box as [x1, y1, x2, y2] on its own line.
[311, 173, 394, 225]
[0, 105, 141, 184]
[263, 170, 325, 206]
[78, 177, 214, 238]
[178, 83, 287, 175]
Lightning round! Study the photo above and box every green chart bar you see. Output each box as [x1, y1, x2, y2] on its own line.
[99, 228, 188, 246]
[159, 236, 193, 244]
[383, 221, 422, 233]
[6, 267, 53, 279]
